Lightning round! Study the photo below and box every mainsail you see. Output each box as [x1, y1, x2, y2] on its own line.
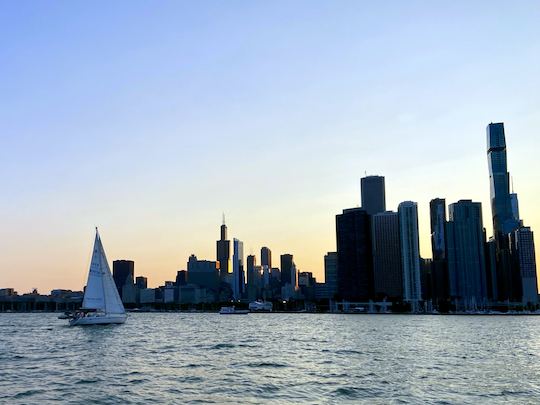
[82, 229, 125, 315]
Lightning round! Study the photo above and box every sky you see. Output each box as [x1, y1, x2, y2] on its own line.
[1, 1, 540, 294]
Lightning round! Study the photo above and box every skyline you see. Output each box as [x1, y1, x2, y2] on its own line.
[2, 2, 540, 293]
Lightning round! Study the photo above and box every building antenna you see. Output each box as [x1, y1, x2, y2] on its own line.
[511, 176, 514, 193]
[222, 212, 226, 226]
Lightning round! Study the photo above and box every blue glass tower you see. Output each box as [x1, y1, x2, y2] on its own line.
[487, 123, 519, 238]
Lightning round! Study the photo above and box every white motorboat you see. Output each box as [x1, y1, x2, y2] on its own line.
[68, 229, 127, 326]
[219, 306, 249, 315]
[248, 300, 273, 312]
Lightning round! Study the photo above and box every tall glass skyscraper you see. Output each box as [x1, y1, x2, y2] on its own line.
[232, 238, 244, 300]
[487, 123, 519, 238]
[398, 201, 422, 306]
[446, 200, 488, 310]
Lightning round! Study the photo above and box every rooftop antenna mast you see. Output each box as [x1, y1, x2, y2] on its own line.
[222, 212, 226, 226]
[511, 176, 514, 193]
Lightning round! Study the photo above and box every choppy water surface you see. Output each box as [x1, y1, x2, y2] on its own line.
[1, 313, 540, 404]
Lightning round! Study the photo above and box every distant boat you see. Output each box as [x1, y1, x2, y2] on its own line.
[248, 300, 273, 312]
[67, 229, 127, 326]
[219, 306, 249, 315]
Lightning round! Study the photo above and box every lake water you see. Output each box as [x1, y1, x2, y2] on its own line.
[1, 313, 540, 404]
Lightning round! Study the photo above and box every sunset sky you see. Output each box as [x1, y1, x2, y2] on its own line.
[1, 1, 540, 293]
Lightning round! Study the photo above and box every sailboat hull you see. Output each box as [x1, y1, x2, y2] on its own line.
[69, 314, 127, 326]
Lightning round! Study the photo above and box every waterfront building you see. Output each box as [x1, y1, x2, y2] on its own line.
[429, 198, 449, 306]
[372, 211, 402, 300]
[187, 255, 220, 290]
[135, 276, 148, 290]
[398, 202, 422, 306]
[446, 200, 488, 310]
[510, 226, 539, 305]
[112, 260, 135, 298]
[261, 247, 272, 269]
[336, 207, 373, 300]
[139, 288, 156, 305]
[216, 217, 231, 279]
[232, 239, 245, 300]
[247, 255, 257, 286]
[484, 238, 498, 301]
[175, 270, 187, 286]
[280, 254, 295, 287]
[361, 175, 386, 215]
[324, 252, 338, 299]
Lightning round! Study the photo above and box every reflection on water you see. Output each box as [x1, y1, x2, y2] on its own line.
[1, 313, 540, 404]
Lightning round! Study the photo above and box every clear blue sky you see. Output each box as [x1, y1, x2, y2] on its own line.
[1, 1, 539, 292]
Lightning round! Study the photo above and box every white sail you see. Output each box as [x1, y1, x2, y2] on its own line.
[82, 230, 125, 315]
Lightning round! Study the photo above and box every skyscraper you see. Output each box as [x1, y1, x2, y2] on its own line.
[398, 202, 422, 305]
[361, 175, 386, 215]
[232, 238, 244, 300]
[261, 247, 272, 269]
[216, 217, 230, 279]
[324, 252, 338, 298]
[246, 255, 257, 287]
[336, 207, 373, 300]
[371, 211, 402, 299]
[446, 200, 488, 310]
[135, 276, 148, 289]
[487, 123, 519, 239]
[112, 260, 135, 298]
[510, 227, 538, 305]
[430, 199, 446, 261]
[429, 198, 449, 306]
[280, 254, 294, 287]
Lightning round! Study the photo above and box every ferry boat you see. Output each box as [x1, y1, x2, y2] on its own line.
[219, 306, 249, 315]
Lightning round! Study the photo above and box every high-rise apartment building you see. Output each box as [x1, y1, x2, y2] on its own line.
[510, 227, 538, 305]
[446, 200, 487, 309]
[487, 123, 520, 239]
[398, 202, 422, 304]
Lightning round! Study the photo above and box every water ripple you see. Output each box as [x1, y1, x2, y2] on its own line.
[1, 313, 540, 404]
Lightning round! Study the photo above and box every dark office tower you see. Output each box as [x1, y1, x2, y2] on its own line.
[510, 227, 538, 305]
[371, 212, 402, 299]
[484, 238, 498, 300]
[135, 276, 148, 289]
[246, 255, 256, 286]
[216, 217, 230, 279]
[336, 208, 373, 300]
[324, 252, 338, 298]
[446, 200, 488, 310]
[175, 270, 187, 286]
[429, 198, 449, 307]
[113, 260, 135, 298]
[361, 176, 386, 215]
[280, 254, 294, 287]
[261, 247, 272, 269]
[430, 199, 446, 260]
[487, 123, 520, 239]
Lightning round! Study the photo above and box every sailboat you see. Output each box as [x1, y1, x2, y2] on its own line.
[68, 229, 127, 326]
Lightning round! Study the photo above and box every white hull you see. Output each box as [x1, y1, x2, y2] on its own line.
[69, 314, 127, 326]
